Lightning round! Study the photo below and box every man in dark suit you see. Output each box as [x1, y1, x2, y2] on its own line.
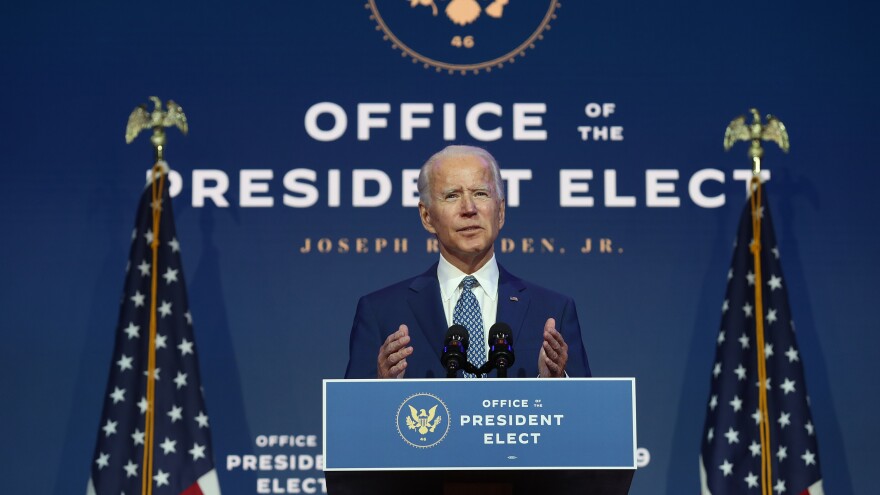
[344, 145, 590, 379]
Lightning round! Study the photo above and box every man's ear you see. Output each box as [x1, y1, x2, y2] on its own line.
[498, 199, 506, 230]
[419, 202, 437, 234]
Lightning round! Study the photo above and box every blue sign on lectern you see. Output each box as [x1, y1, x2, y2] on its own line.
[323, 378, 636, 471]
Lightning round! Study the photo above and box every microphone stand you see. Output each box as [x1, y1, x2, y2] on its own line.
[495, 361, 509, 378]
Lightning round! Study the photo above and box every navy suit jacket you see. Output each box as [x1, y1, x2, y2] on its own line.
[344, 263, 591, 378]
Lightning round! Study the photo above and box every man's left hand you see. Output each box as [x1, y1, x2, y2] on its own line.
[538, 318, 568, 378]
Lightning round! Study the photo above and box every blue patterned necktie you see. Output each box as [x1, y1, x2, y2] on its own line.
[454, 275, 486, 377]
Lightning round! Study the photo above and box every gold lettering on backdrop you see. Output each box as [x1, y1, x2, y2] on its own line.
[394, 238, 409, 253]
[500, 238, 560, 254]
[375, 238, 388, 253]
[580, 239, 592, 254]
[297, 237, 621, 255]
[317, 238, 332, 253]
[501, 238, 515, 253]
[356, 238, 369, 253]
[426, 238, 439, 253]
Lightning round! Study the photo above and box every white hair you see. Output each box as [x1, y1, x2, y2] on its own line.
[417, 145, 504, 205]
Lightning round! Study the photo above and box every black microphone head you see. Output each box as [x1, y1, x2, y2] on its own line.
[446, 324, 470, 349]
[488, 321, 515, 370]
[488, 322, 513, 342]
[441, 324, 470, 374]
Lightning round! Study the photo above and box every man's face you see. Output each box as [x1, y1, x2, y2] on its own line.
[419, 154, 505, 271]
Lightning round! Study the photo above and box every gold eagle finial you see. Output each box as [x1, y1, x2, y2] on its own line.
[125, 96, 189, 162]
[724, 108, 789, 176]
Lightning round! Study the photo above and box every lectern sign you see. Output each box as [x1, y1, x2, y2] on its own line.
[323, 378, 637, 470]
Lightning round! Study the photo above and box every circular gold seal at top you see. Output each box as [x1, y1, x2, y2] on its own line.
[366, 0, 560, 75]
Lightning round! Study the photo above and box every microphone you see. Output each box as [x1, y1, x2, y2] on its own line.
[440, 324, 469, 377]
[487, 322, 515, 378]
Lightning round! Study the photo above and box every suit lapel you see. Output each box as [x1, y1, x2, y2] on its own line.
[496, 264, 529, 346]
[407, 263, 448, 361]
[407, 262, 530, 362]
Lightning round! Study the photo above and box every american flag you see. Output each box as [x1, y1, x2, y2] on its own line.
[700, 184, 823, 495]
[88, 168, 220, 495]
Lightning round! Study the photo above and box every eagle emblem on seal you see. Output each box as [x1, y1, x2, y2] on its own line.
[406, 404, 442, 435]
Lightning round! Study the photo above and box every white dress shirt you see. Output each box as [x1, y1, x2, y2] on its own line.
[436, 253, 499, 360]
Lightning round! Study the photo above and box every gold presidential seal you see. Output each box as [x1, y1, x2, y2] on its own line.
[366, 0, 560, 74]
[396, 393, 451, 448]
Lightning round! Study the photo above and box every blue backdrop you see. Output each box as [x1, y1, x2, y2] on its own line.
[2, 1, 878, 494]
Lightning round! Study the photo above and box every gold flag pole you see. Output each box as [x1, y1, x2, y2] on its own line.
[723, 108, 790, 495]
[125, 96, 189, 495]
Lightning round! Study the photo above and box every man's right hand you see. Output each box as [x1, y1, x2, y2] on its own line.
[377, 324, 413, 378]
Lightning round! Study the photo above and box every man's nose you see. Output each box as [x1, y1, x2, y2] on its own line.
[459, 194, 477, 215]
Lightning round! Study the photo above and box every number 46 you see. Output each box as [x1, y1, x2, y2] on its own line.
[451, 35, 474, 48]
